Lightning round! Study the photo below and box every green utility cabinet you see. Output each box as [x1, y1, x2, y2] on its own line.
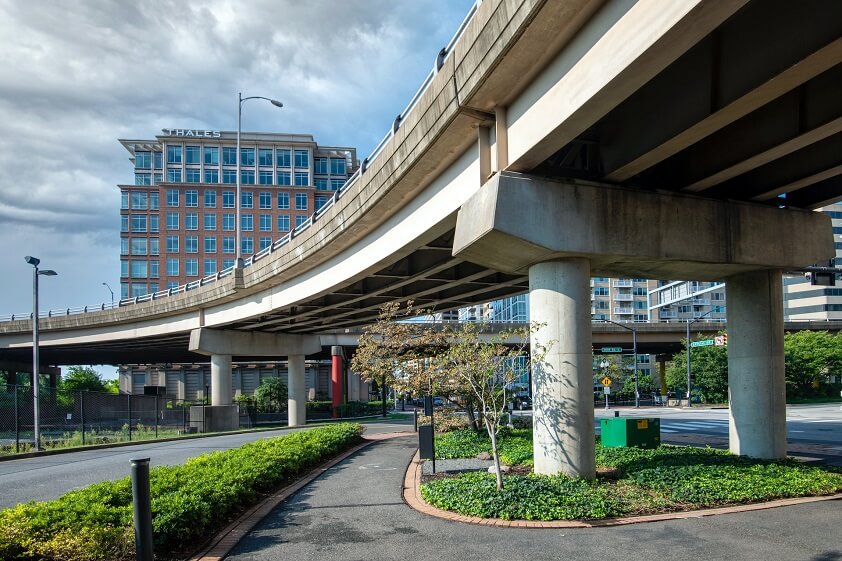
[600, 417, 660, 448]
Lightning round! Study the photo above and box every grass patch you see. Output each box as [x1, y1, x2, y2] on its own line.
[0, 423, 364, 561]
[422, 429, 842, 520]
[435, 427, 533, 466]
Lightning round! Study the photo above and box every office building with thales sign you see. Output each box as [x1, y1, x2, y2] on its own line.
[118, 129, 357, 299]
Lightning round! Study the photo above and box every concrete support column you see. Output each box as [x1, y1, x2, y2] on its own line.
[529, 258, 595, 479]
[348, 372, 361, 402]
[287, 355, 306, 427]
[210, 354, 232, 406]
[331, 346, 344, 417]
[176, 371, 185, 400]
[726, 270, 787, 459]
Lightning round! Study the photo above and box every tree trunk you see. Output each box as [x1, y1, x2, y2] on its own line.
[465, 397, 480, 433]
[486, 417, 503, 490]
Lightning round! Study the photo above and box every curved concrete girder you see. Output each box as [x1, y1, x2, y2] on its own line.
[189, 328, 321, 357]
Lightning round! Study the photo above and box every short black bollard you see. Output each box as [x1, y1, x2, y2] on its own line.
[131, 458, 154, 561]
[413, 409, 418, 432]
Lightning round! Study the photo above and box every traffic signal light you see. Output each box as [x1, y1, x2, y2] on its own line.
[723, 333, 728, 346]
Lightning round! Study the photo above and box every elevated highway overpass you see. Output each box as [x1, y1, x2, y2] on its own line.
[2, 0, 840, 477]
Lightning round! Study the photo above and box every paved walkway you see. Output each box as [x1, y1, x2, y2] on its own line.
[226, 436, 842, 561]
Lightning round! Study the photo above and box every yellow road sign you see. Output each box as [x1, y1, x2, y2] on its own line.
[600, 376, 612, 386]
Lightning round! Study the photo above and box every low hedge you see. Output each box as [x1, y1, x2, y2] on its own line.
[0, 423, 364, 561]
[435, 427, 533, 466]
[422, 429, 842, 520]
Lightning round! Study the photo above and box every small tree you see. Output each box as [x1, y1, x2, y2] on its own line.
[784, 330, 842, 397]
[61, 366, 108, 393]
[433, 321, 540, 490]
[254, 377, 287, 413]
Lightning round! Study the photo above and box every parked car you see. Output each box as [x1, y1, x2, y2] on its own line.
[513, 393, 532, 410]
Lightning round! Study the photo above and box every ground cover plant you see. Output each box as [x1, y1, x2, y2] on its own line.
[0, 423, 363, 561]
[421, 428, 842, 520]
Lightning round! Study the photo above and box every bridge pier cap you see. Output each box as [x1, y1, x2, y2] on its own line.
[188, 328, 321, 357]
[452, 172, 832, 279]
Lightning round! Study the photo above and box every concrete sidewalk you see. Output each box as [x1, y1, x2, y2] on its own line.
[225, 436, 842, 561]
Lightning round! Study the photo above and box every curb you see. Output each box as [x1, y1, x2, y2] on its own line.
[189, 431, 415, 561]
[401, 451, 842, 528]
[0, 416, 394, 463]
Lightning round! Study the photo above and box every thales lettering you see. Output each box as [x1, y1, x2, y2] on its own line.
[162, 129, 221, 138]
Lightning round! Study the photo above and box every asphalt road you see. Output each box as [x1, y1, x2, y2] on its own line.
[227, 436, 842, 561]
[0, 419, 411, 510]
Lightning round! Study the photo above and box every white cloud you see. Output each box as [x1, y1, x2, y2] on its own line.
[0, 0, 475, 319]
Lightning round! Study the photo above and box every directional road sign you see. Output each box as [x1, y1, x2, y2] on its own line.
[690, 339, 715, 348]
[600, 376, 612, 386]
[600, 347, 623, 353]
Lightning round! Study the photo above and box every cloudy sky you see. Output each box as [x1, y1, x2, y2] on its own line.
[0, 0, 475, 316]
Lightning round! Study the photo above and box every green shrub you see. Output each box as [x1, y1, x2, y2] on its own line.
[435, 428, 533, 465]
[0, 423, 363, 561]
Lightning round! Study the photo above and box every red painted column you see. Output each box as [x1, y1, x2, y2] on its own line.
[331, 346, 344, 418]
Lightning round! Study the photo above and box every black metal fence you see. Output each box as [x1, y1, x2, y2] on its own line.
[0, 385, 206, 455]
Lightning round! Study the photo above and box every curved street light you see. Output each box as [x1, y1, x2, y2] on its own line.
[24, 255, 57, 451]
[102, 282, 114, 307]
[237, 93, 283, 266]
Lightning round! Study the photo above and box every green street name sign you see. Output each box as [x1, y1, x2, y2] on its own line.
[600, 347, 623, 353]
[690, 339, 715, 347]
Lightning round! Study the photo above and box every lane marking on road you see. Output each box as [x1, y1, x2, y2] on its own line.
[357, 463, 397, 471]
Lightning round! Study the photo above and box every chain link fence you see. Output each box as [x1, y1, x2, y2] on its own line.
[0, 385, 207, 456]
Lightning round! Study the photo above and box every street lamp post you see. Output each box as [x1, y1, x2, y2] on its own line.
[25, 256, 57, 451]
[237, 92, 283, 266]
[686, 308, 716, 407]
[601, 319, 639, 408]
[102, 282, 114, 307]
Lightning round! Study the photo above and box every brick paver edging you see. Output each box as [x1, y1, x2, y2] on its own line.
[189, 431, 416, 561]
[401, 450, 842, 528]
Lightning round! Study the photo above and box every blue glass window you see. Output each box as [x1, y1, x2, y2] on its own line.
[241, 170, 255, 184]
[167, 145, 182, 164]
[166, 236, 179, 252]
[131, 215, 147, 233]
[204, 214, 216, 230]
[222, 147, 237, 166]
[204, 236, 217, 253]
[185, 213, 198, 230]
[277, 215, 290, 231]
[149, 214, 159, 233]
[185, 236, 198, 253]
[316, 195, 329, 210]
[277, 171, 291, 186]
[204, 146, 219, 165]
[186, 169, 200, 183]
[131, 260, 147, 279]
[315, 178, 329, 191]
[204, 259, 217, 275]
[294, 172, 308, 186]
[135, 152, 151, 169]
[277, 149, 291, 167]
[223, 236, 235, 254]
[166, 212, 179, 230]
[167, 168, 182, 183]
[259, 170, 273, 185]
[295, 215, 307, 227]
[185, 190, 198, 207]
[167, 189, 179, 207]
[121, 238, 129, 255]
[241, 191, 253, 208]
[241, 237, 253, 254]
[240, 148, 255, 166]
[222, 170, 237, 184]
[150, 192, 159, 210]
[222, 191, 235, 208]
[150, 238, 160, 256]
[259, 237, 272, 250]
[241, 214, 253, 231]
[121, 215, 129, 232]
[153, 152, 163, 169]
[222, 214, 235, 231]
[121, 260, 129, 278]
[135, 173, 151, 185]
[121, 192, 129, 209]
[222, 259, 235, 269]
[204, 190, 216, 207]
[294, 149, 308, 168]
[259, 192, 271, 209]
[331, 179, 345, 190]
[295, 193, 308, 210]
[131, 192, 147, 209]
[314, 158, 328, 174]
[185, 146, 200, 164]
[330, 158, 346, 175]
[131, 238, 147, 255]
[185, 258, 198, 277]
[258, 148, 273, 166]
[277, 192, 289, 209]
[259, 214, 271, 231]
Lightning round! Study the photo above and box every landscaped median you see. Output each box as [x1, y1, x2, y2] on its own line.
[420, 428, 842, 521]
[0, 423, 364, 561]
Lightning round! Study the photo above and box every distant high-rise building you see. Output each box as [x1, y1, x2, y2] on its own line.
[118, 129, 356, 299]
